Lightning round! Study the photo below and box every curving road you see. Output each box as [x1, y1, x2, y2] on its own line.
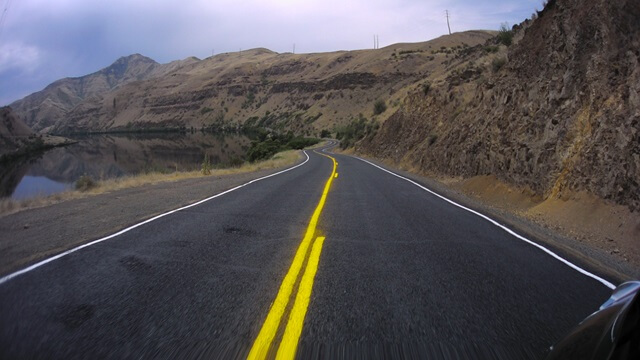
[0, 144, 615, 359]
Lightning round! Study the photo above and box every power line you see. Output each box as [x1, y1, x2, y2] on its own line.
[0, 0, 13, 43]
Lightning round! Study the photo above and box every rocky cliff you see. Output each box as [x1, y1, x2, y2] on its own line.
[361, 0, 639, 212]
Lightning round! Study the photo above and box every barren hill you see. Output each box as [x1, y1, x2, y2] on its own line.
[10, 31, 494, 135]
[10, 54, 200, 133]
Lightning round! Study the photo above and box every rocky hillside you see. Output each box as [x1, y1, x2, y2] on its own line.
[1, 106, 75, 160]
[10, 32, 493, 135]
[0, 106, 35, 156]
[360, 0, 639, 212]
[10, 54, 200, 132]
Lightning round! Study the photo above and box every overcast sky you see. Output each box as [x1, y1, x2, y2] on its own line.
[0, 0, 540, 105]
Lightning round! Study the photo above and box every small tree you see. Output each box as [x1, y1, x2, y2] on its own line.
[422, 82, 431, 95]
[373, 99, 387, 115]
[201, 153, 212, 175]
[75, 175, 96, 192]
[492, 57, 507, 72]
[320, 129, 331, 138]
[497, 23, 514, 46]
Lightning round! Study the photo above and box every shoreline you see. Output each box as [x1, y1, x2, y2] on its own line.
[0, 134, 77, 164]
[0, 150, 301, 217]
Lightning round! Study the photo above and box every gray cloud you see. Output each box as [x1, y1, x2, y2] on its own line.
[0, 0, 539, 105]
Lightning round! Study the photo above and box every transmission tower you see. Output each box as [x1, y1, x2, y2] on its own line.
[445, 10, 452, 35]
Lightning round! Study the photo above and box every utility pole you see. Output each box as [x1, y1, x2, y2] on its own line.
[374, 35, 376, 49]
[293, 43, 295, 54]
[445, 10, 452, 35]
[373, 34, 379, 49]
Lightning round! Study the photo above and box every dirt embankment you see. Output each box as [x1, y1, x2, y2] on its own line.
[360, 0, 639, 268]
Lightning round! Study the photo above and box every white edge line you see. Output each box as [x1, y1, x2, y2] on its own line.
[0, 151, 311, 286]
[351, 155, 616, 290]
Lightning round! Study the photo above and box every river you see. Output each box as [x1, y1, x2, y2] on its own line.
[0, 132, 251, 200]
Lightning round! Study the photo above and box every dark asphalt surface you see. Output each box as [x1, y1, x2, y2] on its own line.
[0, 145, 614, 359]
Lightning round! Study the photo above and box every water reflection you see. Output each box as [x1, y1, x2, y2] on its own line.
[1, 132, 250, 200]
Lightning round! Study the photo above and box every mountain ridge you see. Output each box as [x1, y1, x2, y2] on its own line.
[16, 31, 493, 134]
[10, 54, 200, 132]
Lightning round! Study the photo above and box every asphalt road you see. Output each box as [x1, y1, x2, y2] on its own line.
[0, 145, 615, 359]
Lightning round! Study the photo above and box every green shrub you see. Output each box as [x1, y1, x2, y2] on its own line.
[484, 46, 499, 53]
[245, 134, 319, 162]
[492, 57, 507, 72]
[320, 129, 331, 138]
[75, 175, 96, 191]
[497, 23, 513, 46]
[428, 134, 438, 146]
[422, 82, 431, 95]
[246, 139, 281, 162]
[336, 116, 379, 149]
[373, 99, 387, 115]
[287, 136, 319, 150]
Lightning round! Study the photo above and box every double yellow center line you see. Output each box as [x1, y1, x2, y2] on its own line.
[248, 151, 337, 360]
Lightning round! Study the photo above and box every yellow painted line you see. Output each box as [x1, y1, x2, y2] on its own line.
[334, 173, 338, 178]
[276, 236, 326, 359]
[248, 153, 337, 360]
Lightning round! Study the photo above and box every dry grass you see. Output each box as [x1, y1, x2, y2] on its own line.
[0, 150, 302, 216]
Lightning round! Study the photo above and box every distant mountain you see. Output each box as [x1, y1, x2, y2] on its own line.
[9, 32, 494, 135]
[10, 54, 200, 132]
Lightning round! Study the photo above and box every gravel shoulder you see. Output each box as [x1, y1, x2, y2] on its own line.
[0, 154, 305, 276]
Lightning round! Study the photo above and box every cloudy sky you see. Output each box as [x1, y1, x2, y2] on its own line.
[0, 0, 540, 105]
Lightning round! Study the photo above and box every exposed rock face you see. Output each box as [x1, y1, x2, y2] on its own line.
[362, 0, 640, 211]
[9, 54, 200, 132]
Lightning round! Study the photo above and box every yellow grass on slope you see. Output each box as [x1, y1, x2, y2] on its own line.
[0, 150, 302, 216]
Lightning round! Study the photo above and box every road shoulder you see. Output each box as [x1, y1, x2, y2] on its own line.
[340, 152, 639, 283]
[0, 153, 306, 276]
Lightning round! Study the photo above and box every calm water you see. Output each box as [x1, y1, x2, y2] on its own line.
[1, 133, 250, 200]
